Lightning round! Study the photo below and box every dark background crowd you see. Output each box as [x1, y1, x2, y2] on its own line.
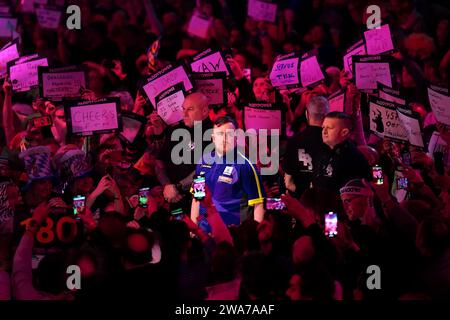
[0, 0, 449, 301]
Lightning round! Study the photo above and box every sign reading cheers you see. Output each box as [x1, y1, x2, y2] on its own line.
[142, 63, 193, 108]
[353, 55, 392, 92]
[192, 72, 227, 107]
[155, 83, 186, 125]
[8, 56, 48, 92]
[38, 65, 86, 100]
[427, 84, 450, 126]
[65, 97, 122, 136]
[190, 48, 231, 76]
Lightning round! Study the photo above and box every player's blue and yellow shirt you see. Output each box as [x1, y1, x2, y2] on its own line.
[196, 150, 265, 226]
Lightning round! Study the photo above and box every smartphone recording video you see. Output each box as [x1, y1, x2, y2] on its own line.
[264, 198, 286, 211]
[170, 208, 184, 221]
[397, 177, 408, 190]
[325, 212, 338, 238]
[73, 195, 86, 216]
[192, 175, 206, 201]
[372, 165, 383, 185]
[138, 187, 150, 208]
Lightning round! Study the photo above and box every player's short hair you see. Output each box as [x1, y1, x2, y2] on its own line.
[325, 111, 353, 132]
[214, 115, 238, 129]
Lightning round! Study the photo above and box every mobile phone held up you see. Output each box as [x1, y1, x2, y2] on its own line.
[325, 212, 338, 238]
[397, 177, 408, 190]
[264, 198, 286, 211]
[138, 187, 150, 208]
[73, 195, 86, 217]
[170, 208, 184, 221]
[372, 165, 383, 185]
[32, 115, 52, 128]
[192, 175, 206, 201]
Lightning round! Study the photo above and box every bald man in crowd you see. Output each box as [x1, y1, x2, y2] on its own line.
[155, 92, 213, 208]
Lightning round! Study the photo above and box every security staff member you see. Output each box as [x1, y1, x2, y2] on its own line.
[283, 96, 329, 197]
[191, 116, 265, 226]
[313, 111, 372, 194]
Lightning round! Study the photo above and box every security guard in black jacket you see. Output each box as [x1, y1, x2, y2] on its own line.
[283, 96, 329, 197]
[313, 111, 372, 194]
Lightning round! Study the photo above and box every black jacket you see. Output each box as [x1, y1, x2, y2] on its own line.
[313, 139, 372, 194]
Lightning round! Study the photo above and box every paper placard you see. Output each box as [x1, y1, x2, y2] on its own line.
[300, 55, 324, 87]
[428, 132, 449, 167]
[364, 24, 394, 55]
[142, 64, 193, 108]
[155, 83, 185, 126]
[328, 90, 345, 112]
[269, 56, 300, 88]
[369, 97, 408, 142]
[35, 4, 62, 29]
[244, 105, 281, 133]
[192, 72, 227, 107]
[353, 55, 392, 91]
[39, 66, 86, 100]
[65, 98, 122, 136]
[247, 0, 277, 23]
[8, 57, 48, 92]
[187, 10, 212, 39]
[397, 108, 424, 148]
[427, 85, 450, 126]
[343, 40, 366, 73]
[0, 17, 17, 38]
[119, 112, 146, 144]
[378, 82, 406, 105]
[190, 49, 230, 76]
[0, 40, 18, 78]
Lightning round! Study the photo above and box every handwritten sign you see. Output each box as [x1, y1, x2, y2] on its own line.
[192, 72, 226, 107]
[428, 132, 449, 167]
[378, 82, 406, 105]
[300, 55, 324, 87]
[155, 83, 186, 125]
[35, 4, 62, 29]
[66, 98, 121, 136]
[248, 0, 277, 23]
[0, 40, 18, 78]
[328, 90, 345, 112]
[244, 105, 281, 133]
[0, 17, 17, 38]
[343, 40, 366, 73]
[354, 55, 392, 91]
[369, 97, 408, 142]
[142, 64, 193, 108]
[187, 10, 212, 39]
[39, 66, 86, 100]
[8, 57, 48, 92]
[397, 107, 424, 148]
[269, 56, 300, 88]
[119, 112, 146, 144]
[190, 49, 230, 76]
[427, 85, 450, 126]
[364, 24, 394, 55]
